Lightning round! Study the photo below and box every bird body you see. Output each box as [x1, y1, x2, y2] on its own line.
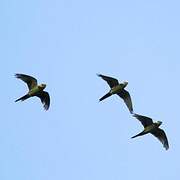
[15, 74, 50, 110]
[110, 83, 127, 94]
[132, 113, 169, 150]
[131, 122, 161, 138]
[143, 122, 162, 133]
[28, 84, 46, 96]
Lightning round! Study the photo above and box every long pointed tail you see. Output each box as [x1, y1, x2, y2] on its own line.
[99, 92, 111, 101]
[15, 94, 30, 102]
[131, 131, 145, 139]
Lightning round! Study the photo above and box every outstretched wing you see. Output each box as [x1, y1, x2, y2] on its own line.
[151, 128, 169, 150]
[97, 74, 119, 88]
[117, 89, 133, 113]
[15, 73, 37, 90]
[36, 91, 50, 110]
[133, 113, 153, 127]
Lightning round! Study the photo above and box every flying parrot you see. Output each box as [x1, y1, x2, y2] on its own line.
[15, 73, 50, 110]
[131, 113, 169, 150]
[97, 74, 133, 113]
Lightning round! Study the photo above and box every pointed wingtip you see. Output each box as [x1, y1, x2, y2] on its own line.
[44, 106, 50, 111]
[15, 73, 21, 78]
[164, 145, 169, 150]
[42, 101, 50, 111]
[129, 110, 134, 114]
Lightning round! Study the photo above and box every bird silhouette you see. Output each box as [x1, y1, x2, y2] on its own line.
[15, 73, 50, 110]
[97, 74, 133, 113]
[132, 113, 169, 150]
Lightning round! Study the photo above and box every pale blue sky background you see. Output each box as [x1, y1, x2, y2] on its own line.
[1, 0, 180, 179]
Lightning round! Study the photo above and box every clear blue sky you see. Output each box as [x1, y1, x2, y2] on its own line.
[1, 0, 180, 179]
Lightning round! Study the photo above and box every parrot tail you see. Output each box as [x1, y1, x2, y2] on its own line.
[99, 92, 111, 101]
[131, 131, 145, 139]
[15, 94, 30, 102]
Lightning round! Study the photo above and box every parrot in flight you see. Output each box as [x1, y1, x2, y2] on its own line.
[131, 113, 169, 150]
[15, 73, 50, 110]
[97, 74, 133, 113]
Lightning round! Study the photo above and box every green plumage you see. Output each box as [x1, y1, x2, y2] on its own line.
[98, 74, 133, 113]
[15, 73, 50, 110]
[132, 113, 169, 150]
[110, 84, 126, 94]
